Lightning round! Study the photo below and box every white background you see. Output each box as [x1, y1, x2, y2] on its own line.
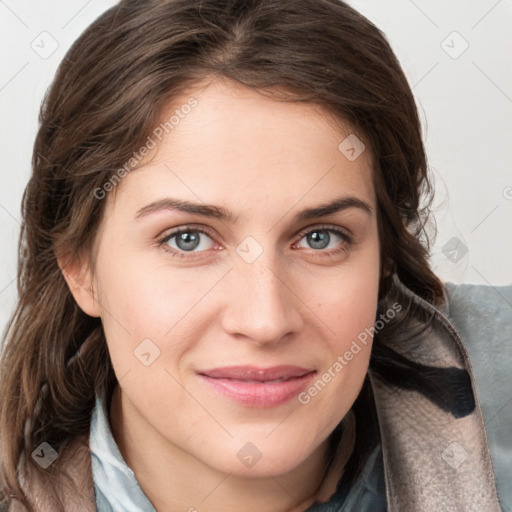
[1, 0, 511, 335]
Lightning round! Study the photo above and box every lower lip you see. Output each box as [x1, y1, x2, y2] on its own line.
[199, 373, 316, 408]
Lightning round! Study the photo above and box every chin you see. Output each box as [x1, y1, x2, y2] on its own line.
[197, 427, 324, 478]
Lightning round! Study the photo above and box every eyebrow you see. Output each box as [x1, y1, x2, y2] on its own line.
[294, 196, 372, 221]
[135, 196, 372, 223]
[135, 198, 239, 222]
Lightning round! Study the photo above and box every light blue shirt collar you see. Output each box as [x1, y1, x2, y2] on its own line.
[89, 392, 156, 512]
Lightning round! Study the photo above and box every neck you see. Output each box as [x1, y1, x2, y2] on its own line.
[109, 385, 353, 512]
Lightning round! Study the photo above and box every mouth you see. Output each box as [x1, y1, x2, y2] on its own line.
[198, 365, 316, 408]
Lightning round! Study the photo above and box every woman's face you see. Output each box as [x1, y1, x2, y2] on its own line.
[82, 78, 380, 477]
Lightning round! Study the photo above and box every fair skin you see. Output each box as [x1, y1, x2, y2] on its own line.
[62, 77, 381, 512]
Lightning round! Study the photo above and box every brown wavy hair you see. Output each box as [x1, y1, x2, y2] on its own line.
[0, 0, 443, 508]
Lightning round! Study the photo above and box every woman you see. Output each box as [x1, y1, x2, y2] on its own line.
[0, 0, 510, 511]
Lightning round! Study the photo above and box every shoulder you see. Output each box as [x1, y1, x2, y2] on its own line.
[442, 281, 512, 510]
[442, 281, 512, 374]
[443, 281, 512, 326]
[442, 280, 512, 402]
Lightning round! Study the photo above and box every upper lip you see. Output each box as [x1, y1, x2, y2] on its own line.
[199, 365, 315, 382]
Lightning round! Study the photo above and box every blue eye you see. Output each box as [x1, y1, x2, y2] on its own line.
[159, 228, 216, 255]
[158, 224, 352, 260]
[296, 227, 352, 254]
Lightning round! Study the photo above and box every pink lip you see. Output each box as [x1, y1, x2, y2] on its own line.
[198, 365, 316, 408]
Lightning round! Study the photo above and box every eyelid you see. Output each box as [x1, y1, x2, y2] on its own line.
[294, 223, 353, 243]
[157, 224, 218, 247]
[157, 222, 353, 259]
[158, 223, 351, 243]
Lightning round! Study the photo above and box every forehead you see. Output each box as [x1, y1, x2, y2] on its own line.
[110, 77, 375, 216]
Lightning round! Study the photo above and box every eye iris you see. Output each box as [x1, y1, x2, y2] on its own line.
[176, 231, 200, 251]
[308, 230, 329, 249]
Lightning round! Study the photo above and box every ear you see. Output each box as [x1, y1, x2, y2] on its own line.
[57, 250, 101, 318]
[380, 254, 394, 279]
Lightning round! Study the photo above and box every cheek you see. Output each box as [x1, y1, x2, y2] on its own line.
[329, 275, 379, 352]
[314, 245, 380, 351]
[298, 243, 380, 411]
[321, 289, 377, 388]
[299, 287, 377, 432]
[92, 248, 226, 375]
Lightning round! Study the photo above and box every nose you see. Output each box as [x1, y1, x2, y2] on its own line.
[220, 255, 304, 347]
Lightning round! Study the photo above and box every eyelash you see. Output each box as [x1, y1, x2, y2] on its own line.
[157, 224, 353, 260]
